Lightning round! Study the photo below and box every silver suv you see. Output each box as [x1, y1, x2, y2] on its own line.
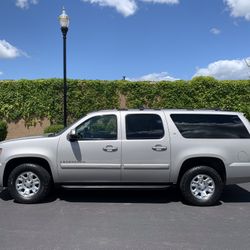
[0, 109, 250, 206]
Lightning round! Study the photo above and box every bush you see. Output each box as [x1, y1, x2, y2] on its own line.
[0, 121, 7, 141]
[44, 124, 64, 134]
[0, 79, 120, 125]
[0, 77, 249, 124]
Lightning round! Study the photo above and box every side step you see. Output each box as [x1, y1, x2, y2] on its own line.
[60, 184, 171, 190]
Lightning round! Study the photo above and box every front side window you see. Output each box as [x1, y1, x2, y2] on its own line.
[171, 114, 250, 139]
[126, 114, 164, 140]
[76, 115, 117, 140]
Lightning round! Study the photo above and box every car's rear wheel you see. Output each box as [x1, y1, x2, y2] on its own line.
[180, 166, 224, 206]
[8, 163, 52, 204]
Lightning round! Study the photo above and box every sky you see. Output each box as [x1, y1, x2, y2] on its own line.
[1, 0, 250, 81]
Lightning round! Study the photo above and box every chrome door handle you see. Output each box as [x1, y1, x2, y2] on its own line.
[103, 145, 118, 152]
[152, 145, 167, 151]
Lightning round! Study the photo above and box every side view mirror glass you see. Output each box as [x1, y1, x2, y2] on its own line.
[67, 129, 79, 142]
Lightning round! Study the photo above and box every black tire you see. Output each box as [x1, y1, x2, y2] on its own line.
[7, 163, 52, 204]
[180, 166, 224, 206]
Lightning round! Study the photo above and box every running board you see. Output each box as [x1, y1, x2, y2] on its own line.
[60, 185, 171, 190]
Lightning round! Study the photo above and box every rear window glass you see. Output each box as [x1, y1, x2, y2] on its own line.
[170, 114, 250, 139]
[126, 114, 164, 140]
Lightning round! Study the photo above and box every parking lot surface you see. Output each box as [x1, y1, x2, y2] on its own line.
[1, 183, 250, 250]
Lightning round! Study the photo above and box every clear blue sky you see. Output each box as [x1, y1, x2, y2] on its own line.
[1, 0, 250, 81]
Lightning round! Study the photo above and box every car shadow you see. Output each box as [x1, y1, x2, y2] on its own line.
[0, 187, 58, 203]
[56, 184, 250, 204]
[0, 186, 181, 204]
[221, 184, 250, 203]
[1, 184, 250, 204]
[0, 188, 12, 201]
[56, 187, 181, 204]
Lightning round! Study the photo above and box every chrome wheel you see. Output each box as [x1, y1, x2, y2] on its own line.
[190, 174, 215, 200]
[15, 172, 41, 198]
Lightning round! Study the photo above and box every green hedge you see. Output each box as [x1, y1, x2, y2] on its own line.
[0, 77, 249, 125]
[120, 77, 250, 119]
[0, 79, 120, 125]
[0, 121, 7, 141]
[44, 124, 64, 134]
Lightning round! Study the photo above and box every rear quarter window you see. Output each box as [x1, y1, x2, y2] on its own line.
[170, 114, 250, 139]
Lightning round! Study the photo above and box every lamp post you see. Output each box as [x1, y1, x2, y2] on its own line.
[59, 7, 69, 128]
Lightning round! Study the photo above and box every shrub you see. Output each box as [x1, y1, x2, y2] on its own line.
[44, 124, 64, 134]
[0, 121, 7, 141]
[0, 77, 249, 124]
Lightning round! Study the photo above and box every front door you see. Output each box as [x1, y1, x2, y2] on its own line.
[57, 113, 121, 183]
[121, 112, 171, 182]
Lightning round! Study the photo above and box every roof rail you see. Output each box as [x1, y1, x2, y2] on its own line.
[117, 108, 128, 111]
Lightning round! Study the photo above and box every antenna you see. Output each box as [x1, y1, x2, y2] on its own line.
[244, 59, 250, 79]
[245, 58, 250, 67]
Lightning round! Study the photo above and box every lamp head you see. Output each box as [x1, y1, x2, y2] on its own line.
[59, 7, 69, 28]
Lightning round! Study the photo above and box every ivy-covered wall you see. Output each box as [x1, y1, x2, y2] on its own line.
[0, 76, 249, 126]
[0, 79, 120, 126]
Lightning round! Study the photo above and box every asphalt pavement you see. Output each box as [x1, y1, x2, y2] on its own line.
[1, 183, 250, 250]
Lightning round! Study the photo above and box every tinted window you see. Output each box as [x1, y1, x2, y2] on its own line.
[171, 114, 250, 139]
[76, 115, 117, 140]
[126, 114, 164, 140]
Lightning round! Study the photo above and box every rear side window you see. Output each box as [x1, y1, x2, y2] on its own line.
[126, 114, 164, 140]
[170, 114, 250, 139]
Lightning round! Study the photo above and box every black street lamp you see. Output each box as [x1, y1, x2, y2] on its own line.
[59, 7, 69, 127]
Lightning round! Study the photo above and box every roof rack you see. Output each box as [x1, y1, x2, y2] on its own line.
[117, 108, 128, 111]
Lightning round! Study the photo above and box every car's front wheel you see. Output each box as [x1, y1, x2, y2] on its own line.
[8, 163, 52, 204]
[180, 166, 224, 206]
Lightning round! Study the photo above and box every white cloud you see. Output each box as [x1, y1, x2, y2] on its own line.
[0, 40, 27, 59]
[140, 0, 178, 3]
[224, 0, 250, 20]
[0, 71, 3, 76]
[210, 28, 221, 35]
[83, 0, 179, 16]
[194, 57, 250, 80]
[128, 72, 178, 81]
[16, 0, 38, 9]
[82, 0, 138, 16]
[15, 0, 178, 15]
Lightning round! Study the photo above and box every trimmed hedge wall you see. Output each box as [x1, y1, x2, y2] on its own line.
[0, 120, 7, 141]
[0, 79, 120, 125]
[44, 124, 64, 134]
[0, 77, 249, 125]
[120, 77, 250, 117]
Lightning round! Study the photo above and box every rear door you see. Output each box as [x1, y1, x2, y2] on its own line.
[121, 111, 171, 182]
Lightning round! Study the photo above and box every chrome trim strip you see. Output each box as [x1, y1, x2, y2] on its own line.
[60, 163, 121, 170]
[123, 164, 170, 170]
[229, 163, 250, 167]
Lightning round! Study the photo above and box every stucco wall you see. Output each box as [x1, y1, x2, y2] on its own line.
[7, 119, 50, 139]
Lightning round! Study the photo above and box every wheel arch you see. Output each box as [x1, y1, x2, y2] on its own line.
[3, 157, 54, 187]
[177, 157, 226, 185]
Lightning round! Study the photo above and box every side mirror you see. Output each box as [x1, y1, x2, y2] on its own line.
[67, 129, 79, 142]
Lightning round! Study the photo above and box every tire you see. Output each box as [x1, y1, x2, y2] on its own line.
[180, 166, 224, 206]
[7, 163, 52, 204]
